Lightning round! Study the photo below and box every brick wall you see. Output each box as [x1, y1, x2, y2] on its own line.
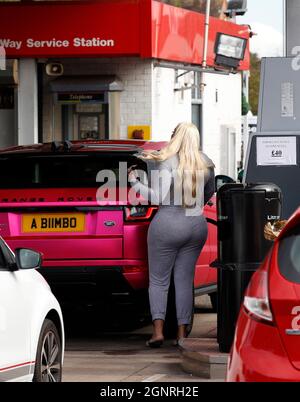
[42, 57, 152, 141]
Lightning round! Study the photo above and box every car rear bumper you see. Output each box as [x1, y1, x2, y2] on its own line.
[40, 263, 149, 307]
[227, 308, 300, 382]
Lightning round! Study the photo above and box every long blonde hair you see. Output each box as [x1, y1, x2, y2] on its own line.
[140, 122, 213, 207]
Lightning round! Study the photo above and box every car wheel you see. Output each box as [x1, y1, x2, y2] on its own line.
[209, 292, 218, 313]
[33, 319, 62, 382]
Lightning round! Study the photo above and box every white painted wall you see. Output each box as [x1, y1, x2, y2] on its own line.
[151, 66, 243, 179]
[201, 72, 242, 177]
[151, 66, 192, 141]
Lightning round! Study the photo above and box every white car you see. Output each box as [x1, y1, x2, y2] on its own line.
[0, 240, 64, 382]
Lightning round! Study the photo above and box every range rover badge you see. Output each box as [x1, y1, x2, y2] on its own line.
[104, 221, 116, 227]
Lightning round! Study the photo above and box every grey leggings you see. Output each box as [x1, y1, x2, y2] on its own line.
[147, 206, 208, 326]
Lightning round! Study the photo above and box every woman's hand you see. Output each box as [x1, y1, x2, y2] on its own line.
[128, 165, 138, 183]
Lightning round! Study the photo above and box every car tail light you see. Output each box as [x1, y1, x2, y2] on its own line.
[124, 206, 157, 221]
[244, 263, 274, 324]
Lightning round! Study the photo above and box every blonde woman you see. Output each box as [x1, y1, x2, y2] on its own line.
[128, 123, 215, 347]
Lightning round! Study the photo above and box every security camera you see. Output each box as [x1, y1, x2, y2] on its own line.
[46, 63, 64, 76]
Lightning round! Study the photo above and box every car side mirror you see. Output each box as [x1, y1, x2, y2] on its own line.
[215, 175, 235, 192]
[15, 248, 42, 270]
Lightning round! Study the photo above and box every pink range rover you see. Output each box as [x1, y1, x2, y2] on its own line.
[0, 140, 217, 329]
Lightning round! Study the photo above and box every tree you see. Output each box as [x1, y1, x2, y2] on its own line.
[249, 53, 261, 116]
[197, 0, 226, 17]
[162, 0, 227, 18]
[242, 94, 250, 116]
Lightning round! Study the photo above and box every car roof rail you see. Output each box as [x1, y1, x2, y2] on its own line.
[82, 143, 141, 151]
[51, 141, 62, 152]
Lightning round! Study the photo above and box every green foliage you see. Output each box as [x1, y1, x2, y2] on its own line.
[242, 94, 250, 116]
[249, 53, 261, 116]
[162, 0, 225, 18]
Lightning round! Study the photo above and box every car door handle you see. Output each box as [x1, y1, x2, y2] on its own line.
[206, 218, 218, 227]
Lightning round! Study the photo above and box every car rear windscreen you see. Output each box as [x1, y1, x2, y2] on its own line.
[278, 227, 300, 284]
[0, 153, 147, 188]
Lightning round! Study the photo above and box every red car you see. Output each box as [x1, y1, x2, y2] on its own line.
[227, 207, 300, 382]
[0, 140, 217, 331]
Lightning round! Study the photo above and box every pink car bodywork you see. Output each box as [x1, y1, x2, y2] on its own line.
[0, 140, 217, 314]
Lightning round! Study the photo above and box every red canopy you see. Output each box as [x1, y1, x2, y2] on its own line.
[0, 0, 250, 70]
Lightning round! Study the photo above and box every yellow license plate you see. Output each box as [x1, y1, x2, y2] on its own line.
[22, 213, 86, 233]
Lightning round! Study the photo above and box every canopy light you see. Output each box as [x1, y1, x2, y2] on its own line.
[214, 33, 247, 69]
[224, 0, 248, 17]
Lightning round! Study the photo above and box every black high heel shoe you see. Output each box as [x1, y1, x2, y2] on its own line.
[146, 339, 164, 348]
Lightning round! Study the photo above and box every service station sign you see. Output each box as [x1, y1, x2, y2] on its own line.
[0, 1, 250, 68]
[0, 2, 140, 58]
[0, 38, 115, 51]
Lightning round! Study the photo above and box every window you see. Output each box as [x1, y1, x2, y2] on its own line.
[0, 153, 147, 188]
[278, 227, 300, 284]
